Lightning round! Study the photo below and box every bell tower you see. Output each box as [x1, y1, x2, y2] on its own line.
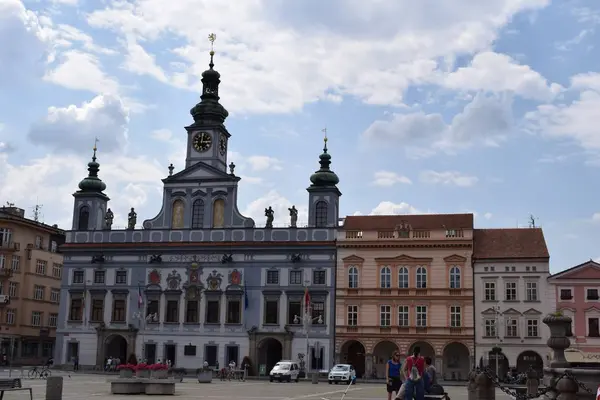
[185, 33, 230, 172]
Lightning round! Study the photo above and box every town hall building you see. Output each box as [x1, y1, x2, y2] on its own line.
[55, 43, 341, 374]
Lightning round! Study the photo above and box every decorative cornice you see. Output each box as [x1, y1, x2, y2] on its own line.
[443, 254, 467, 263]
[374, 254, 433, 264]
[342, 255, 365, 263]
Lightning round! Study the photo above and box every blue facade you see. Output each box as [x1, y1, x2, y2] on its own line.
[55, 50, 341, 373]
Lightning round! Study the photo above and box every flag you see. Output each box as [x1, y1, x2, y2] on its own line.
[138, 286, 143, 309]
[304, 286, 311, 309]
[244, 280, 249, 310]
[596, 385, 600, 400]
[82, 282, 87, 323]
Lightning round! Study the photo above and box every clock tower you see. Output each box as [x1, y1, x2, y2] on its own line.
[185, 35, 230, 171]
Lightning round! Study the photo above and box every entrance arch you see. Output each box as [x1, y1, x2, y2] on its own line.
[105, 334, 127, 363]
[516, 351, 544, 376]
[372, 340, 399, 379]
[442, 342, 470, 381]
[408, 341, 435, 360]
[486, 350, 509, 378]
[258, 338, 283, 374]
[340, 340, 366, 377]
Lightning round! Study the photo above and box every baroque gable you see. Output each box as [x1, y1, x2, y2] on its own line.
[342, 255, 365, 263]
[444, 254, 467, 263]
[550, 261, 600, 280]
[163, 161, 238, 184]
[503, 308, 522, 315]
[523, 308, 542, 315]
[481, 308, 499, 315]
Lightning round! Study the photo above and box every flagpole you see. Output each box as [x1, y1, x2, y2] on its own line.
[82, 281, 87, 327]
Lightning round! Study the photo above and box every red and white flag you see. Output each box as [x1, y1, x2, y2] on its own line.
[138, 286, 143, 309]
[304, 286, 311, 310]
[596, 385, 600, 400]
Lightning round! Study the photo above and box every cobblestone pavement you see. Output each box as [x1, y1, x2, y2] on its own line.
[0, 373, 518, 400]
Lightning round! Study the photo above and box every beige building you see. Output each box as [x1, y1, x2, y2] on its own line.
[0, 206, 65, 365]
[336, 214, 474, 380]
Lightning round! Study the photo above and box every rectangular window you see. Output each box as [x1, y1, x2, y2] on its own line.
[506, 318, 518, 337]
[289, 270, 302, 285]
[49, 313, 58, 327]
[91, 299, 104, 322]
[31, 311, 42, 327]
[380, 305, 391, 327]
[484, 282, 496, 301]
[185, 301, 199, 323]
[450, 306, 461, 327]
[311, 301, 325, 322]
[206, 300, 220, 324]
[347, 305, 358, 326]
[527, 319, 539, 337]
[588, 318, 600, 337]
[112, 299, 126, 322]
[560, 289, 573, 300]
[72, 270, 84, 284]
[288, 301, 301, 325]
[312, 270, 326, 285]
[505, 282, 517, 301]
[0, 228, 12, 246]
[33, 285, 44, 300]
[165, 300, 179, 323]
[264, 300, 279, 324]
[416, 305, 427, 327]
[0, 255, 4, 269]
[115, 270, 127, 285]
[35, 260, 47, 275]
[52, 263, 62, 278]
[587, 289, 599, 300]
[50, 241, 57, 253]
[266, 270, 279, 285]
[226, 299, 241, 324]
[50, 289, 60, 303]
[10, 256, 19, 272]
[35, 236, 42, 249]
[398, 305, 409, 327]
[526, 282, 538, 301]
[94, 270, 105, 284]
[8, 282, 17, 297]
[5, 309, 15, 325]
[147, 300, 159, 320]
[484, 319, 496, 337]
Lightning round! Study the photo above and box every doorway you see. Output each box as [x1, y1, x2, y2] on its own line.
[67, 342, 79, 363]
[258, 338, 282, 374]
[145, 344, 156, 364]
[105, 335, 127, 362]
[226, 346, 239, 366]
[165, 344, 176, 366]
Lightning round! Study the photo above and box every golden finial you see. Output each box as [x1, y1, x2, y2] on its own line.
[208, 33, 216, 55]
[92, 137, 99, 161]
[322, 128, 328, 152]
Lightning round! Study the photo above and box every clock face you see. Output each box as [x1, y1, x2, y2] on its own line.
[193, 132, 212, 152]
[219, 134, 227, 156]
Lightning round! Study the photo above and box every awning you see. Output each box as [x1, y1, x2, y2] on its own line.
[565, 349, 600, 363]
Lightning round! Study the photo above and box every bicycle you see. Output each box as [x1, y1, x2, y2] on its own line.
[28, 366, 51, 379]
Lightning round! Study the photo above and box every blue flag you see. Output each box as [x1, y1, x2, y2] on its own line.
[244, 282, 249, 309]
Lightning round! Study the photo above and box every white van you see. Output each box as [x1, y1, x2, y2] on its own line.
[269, 360, 300, 382]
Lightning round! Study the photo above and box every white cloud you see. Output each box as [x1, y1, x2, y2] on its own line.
[420, 170, 479, 187]
[44, 50, 119, 94]
[242, 189, 308, 227]
[369, 201, 423, 215]
[372, 171, 412, 186]
[246, 156, 282, 172]
[28, 94, 129, 154]
[151, 129, 173, 141]
[592, 213, 600, 222]
[484, 212, 493, 220]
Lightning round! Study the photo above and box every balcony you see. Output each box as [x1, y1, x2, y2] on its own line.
[338, 325, 472, 336]
[340, 229, 471, 241]
[0, 241, 18, 252]
[339, 287, 472, 299]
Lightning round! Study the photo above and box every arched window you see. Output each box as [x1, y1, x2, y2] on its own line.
[416, 266, 427, 288]
[380, 266, 391, 288]
[398, 266, 409, 289]
[171, 199, 185, 229]
[450, 266, 461, 289]
[315, 201, 328, 228]
[191, 199, 204, 229]
[78, 206, 89, 230]
[348, 266, 359, 288]
[212, 199, 225, 228]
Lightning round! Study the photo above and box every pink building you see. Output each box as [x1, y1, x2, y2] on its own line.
[548, 260, 600, 364]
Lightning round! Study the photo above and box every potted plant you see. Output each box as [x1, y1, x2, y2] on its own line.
[135, 362, 150, 378]
[197, 366, 213, 383]
[150, 363, 169, 379]
[116, 364, 135, 378]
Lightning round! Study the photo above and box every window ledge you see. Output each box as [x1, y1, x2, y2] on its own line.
[525, 336, 541, 338]
[205, 322, 221, 325]
[482, 300, 498, 303]
[524, 300, 540, 303]
[183, 322, 200, 325]
[164, 321, 179, 325]
[67, 320, 82, 323]
[262, 323, 279, 326]
[503, 300, 520, 302]
[225, 323, 243, 326]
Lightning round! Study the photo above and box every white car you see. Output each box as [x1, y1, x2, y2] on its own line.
[328, 364, 356, 385]
[269, 361, 300, 382]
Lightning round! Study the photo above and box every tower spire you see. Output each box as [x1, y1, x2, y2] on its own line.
[310, 128, 339, 187]
[77, 140, 107, 193]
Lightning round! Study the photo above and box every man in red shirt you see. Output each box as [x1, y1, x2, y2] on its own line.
[402, 346, 425, 400]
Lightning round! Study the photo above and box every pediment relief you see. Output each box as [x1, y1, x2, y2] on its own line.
[444, 254, 467, 263]
[374, 254, 433, 263]
[171, 191, 187, 198]
[552, 261, 600, 280]
[482, 308, 499, 315]
[559, 307, 576, 313]
[191, 189, 207, 198]
[342, 255, 365, 263]
[523, 308, 542, 315]
[212, 189, 228, 196]
[503, 308, 522, 315]
[584, 306, 600, 313]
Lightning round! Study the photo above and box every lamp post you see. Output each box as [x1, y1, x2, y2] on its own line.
[491, 306, 502, 376]
[133, 311, 157, 361]
[294, 302, 323, 377]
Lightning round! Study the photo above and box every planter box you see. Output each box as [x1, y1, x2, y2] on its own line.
[111, 381, 145, 394]
[119, 369, 134, 378]
[136, 369, 151, 378]
[152, 369, 169, 379]
[198, 371, 213, 383]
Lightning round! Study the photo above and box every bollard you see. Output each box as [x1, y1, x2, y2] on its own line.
[467, 370, 478, 400]
[526, 368, 539, 398]
[46, 376, 64, 400]
[475, 371, 495, 400]
[311, 372, 319, 384]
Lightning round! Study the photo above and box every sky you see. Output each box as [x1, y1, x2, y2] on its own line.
[0, 0, 599, 273]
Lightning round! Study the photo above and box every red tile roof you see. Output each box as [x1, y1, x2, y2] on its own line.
[342, 213, 473, 231]
[473, 228, 549, 260]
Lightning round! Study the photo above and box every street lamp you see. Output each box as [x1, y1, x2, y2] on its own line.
[294, 308, 323, 376]
[133, 311, 157, 360]
[487, 305, 503, 377]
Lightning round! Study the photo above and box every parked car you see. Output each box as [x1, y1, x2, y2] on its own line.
[269, 361, 300, 382]
[328, 364, 356, 385]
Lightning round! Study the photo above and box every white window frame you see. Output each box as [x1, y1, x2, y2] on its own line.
[31, 311, 42, 327]
[505, 281, 517, 301]
[380, 266, 391, 288]
[450, 306, 461, 327]
[380, 305, 391, 327]
[484, 319, 497, 337]
[398, 266, 409, 289]
[398, 305, 409, 327]
[416, 266, 427, 288]
[416, 305, 427, 327]
[526, 281, 538, 301]
[348, 266, 359, 289]
[34, 285, 44, 300]
[347, 305, 358, 326]
[506, 318, 518, 337]
[527, 319, 539, 337]
[449, 266, 461, 289]
[484, 281, 496, 301]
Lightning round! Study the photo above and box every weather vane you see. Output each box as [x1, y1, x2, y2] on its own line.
[322, 127, 328, 143]
[208, 33, 216, 52]
[93, 137, 99, 151]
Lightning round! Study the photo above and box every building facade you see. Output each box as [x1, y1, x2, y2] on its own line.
[55, 49, 341, 374]
[473, 228, 553, 377]
[548, 260, 600, 365]
[336, 214, 474, 380]
[0, 206, 65, 365]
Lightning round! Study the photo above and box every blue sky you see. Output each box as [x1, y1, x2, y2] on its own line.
[0, 0, 599, 273]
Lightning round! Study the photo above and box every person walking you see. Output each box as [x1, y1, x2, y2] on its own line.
[424, 357, 437, 393]
[386, 351, 403, 400]
[402, 347, 425, 400]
